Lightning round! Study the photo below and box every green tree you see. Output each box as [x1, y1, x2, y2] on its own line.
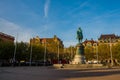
[84, 46, 94, 61]
[98, 43, 110, 60]
[15, 42, 29, 61]
[29, 44, 44, 61]
[63, 46, 76, 62]
[0, 41, 14, 60]
[112, 42, 120, 61]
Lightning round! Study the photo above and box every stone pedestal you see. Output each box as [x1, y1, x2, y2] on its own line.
[72, 43, 86, 64]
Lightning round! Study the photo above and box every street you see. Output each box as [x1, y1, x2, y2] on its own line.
[0, 67, 120, 80]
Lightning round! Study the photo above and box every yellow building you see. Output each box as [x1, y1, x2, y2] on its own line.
[30, 35, 64, 54]
[83, 39, 98, 49]
[98, 34, 120, 45]
[83, 39, 98, 61]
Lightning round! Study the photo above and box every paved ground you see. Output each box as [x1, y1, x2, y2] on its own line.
[0, 67, 120, 80]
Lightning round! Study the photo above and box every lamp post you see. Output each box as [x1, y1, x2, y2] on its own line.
[109, 38, 113, 66]
[96, 43, 99, 64]
[13, 40, 17, 63]
[44, 39, 47, 66]
[13, 33, 18, 66]
[57, 42, 60, 64]
[70, 46, 73, 61]
[29, 41, 32, 66]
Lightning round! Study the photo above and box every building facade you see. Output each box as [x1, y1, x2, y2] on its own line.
[30, 35, 64, 53]
[82, 39, 98, 62]
[83, 39, 98, 47]
[0, 32, 14, 43]
[98, 34, 120, 45]
[98, 34, 120, 64]
[83, 39, 98, 54]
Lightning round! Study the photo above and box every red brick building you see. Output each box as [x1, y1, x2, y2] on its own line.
[0, 32, 14, 43]
[83, 39, 98, 47]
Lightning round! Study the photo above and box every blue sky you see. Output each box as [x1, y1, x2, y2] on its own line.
[0, 0, 120, 47]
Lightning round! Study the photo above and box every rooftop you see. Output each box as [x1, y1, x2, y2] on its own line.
[0, 32, 14, 39]
[99, 34, 120, 40]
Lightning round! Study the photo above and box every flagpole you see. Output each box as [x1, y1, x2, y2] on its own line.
[58, 42, 59, 64]
[96, 43, 99, 64]
[110, 38, 113, 66]
[44, 39, 47, 66]
[29, 40, 32, 66]
[13, 33, 18, 66]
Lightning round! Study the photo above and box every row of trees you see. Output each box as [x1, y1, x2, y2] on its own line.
[0, 41, 65, 63]
[0, 41, 120, 63]
[0, 41, 14, 60]
[84, 42, 120, 62]
[0, 41, 44, 62]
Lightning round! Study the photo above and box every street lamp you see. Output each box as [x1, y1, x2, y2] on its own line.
[29, 40, 32, 66]
[13, 33, 18, 66]
[13, 40, 17, 63]
[43, 39, 47, 66]
[96, 43, 99, 64]
[109, 38, 113, 66]
[70, 46, 73, 61]
[57, 42, 60, 64]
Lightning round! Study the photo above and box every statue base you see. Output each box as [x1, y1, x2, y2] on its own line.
[72, 43, 86, 64]
[72, 54, 85, 64]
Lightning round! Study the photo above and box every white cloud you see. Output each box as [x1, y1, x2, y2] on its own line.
[67, 0, 89, 16]
[0, 18, 33, 42]
[44, 0, 50, 18]
[79, 0, 89, 8]
[0, 18, 19, 31]
[63, 41, 77, 48]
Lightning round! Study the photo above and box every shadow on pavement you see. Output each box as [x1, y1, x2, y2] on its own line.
[0, 67, 120, 80]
